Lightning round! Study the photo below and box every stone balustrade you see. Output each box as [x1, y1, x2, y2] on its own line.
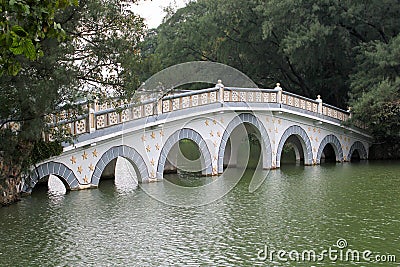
[2, 83, 359, 140]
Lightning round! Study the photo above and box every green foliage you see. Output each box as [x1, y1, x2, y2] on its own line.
[146, 0, 357, 106]
[30, 140, 63, 165]
[281, 144, 296, 164]
[349, 33, 400, 141]
[144, 0, 399, 142]
[149, 0, 398, 99]
[0, 0, 78, 76]
[0, 0, 145, 186]
[237, 133, 261, 169]
[152, 0, 274, 88]
[350, 79, 400, 141]
[179, 139, 201, 161]
[248, 134, 261, 169]
[247, 133, 260, 146]
[61, 0, 145, 99]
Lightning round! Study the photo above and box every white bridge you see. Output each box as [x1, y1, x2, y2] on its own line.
[23, 84, 372, 192]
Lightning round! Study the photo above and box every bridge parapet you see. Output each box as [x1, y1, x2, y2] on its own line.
[36, 84, 360, 141]
[280, 90, 350, 122]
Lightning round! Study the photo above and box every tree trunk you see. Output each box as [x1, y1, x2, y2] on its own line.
[0, 177, 22, 206]
[0, 159, 23, 207]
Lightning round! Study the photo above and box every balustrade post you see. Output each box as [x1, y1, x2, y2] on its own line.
[216, 79, 224, 103]
[347, 106, 352, 119]
[157, 99, 163, 115]
[88, 102, 96, 133]
[275, 83, 283, 104]
[316, 95, 323, 114]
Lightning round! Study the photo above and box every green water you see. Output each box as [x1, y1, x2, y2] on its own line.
[0, 161, 399, 266]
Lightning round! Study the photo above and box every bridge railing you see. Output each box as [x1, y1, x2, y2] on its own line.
[35, 84, 358, 140]
[223, 87, 279, 103]
[321, 102, 349, 122]
[281, 90, 319, 113]
[161, 87, 220, 112]
[223, 87, 350, 123]
[280, 90, 350, 122]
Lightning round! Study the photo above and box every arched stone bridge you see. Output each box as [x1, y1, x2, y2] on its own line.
[22, 84, 372, 193]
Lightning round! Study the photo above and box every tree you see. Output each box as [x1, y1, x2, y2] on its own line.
[349, 35, 400, 141]
[257, 0, 400, 140]
[0, 0, 78, 76]
[256, 0, 356, 105]
[149, 0, 399, 109]
[148, 0, 353, 106]
[0, 0, 145, 206]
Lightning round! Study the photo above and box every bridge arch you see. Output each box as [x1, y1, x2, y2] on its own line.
[91, 145, 149, 185]
[157, 128, 212, 179]
[23, 162, 79, 193]
[316, 134, 344, 164]
[276, 125, 313, 167]
[218, 113, 272, 173]
[347, 141, 368, 161]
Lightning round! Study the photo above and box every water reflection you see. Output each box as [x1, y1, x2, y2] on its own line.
[114, 156, 138, 193]
[47, 175, 66, 194]
[141, 167, 256, 207]
[1, 161, 399, 266]
[164, 171, 214, 187]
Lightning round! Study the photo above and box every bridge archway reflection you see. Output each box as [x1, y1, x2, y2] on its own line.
[348, 141, 367, 162]
[218, 113, 272, 173]
[163, 139, 202, 175]
[25, 161, 79, 193]
[316, 134, 344, 164]
[30, 174, 68, 196]
[97, 157, 139, 190]
[320, 144, 337, 163]
[276, 125, 313, 167]
[280, 141, 303, 165]
[223, 123, 263, 170]
[91, 145, 149, 186]
[157, 128, 212, 179]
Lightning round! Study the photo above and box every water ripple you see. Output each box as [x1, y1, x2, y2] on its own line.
[0, 161, 399, 266]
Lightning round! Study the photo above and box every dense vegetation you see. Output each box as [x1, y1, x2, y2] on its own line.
[0, 0, 399, 205]
[0, 0, 145, 205]
[142, 0, 399, 142]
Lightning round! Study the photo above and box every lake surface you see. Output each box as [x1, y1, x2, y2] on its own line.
[0, 161, 399, 266]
